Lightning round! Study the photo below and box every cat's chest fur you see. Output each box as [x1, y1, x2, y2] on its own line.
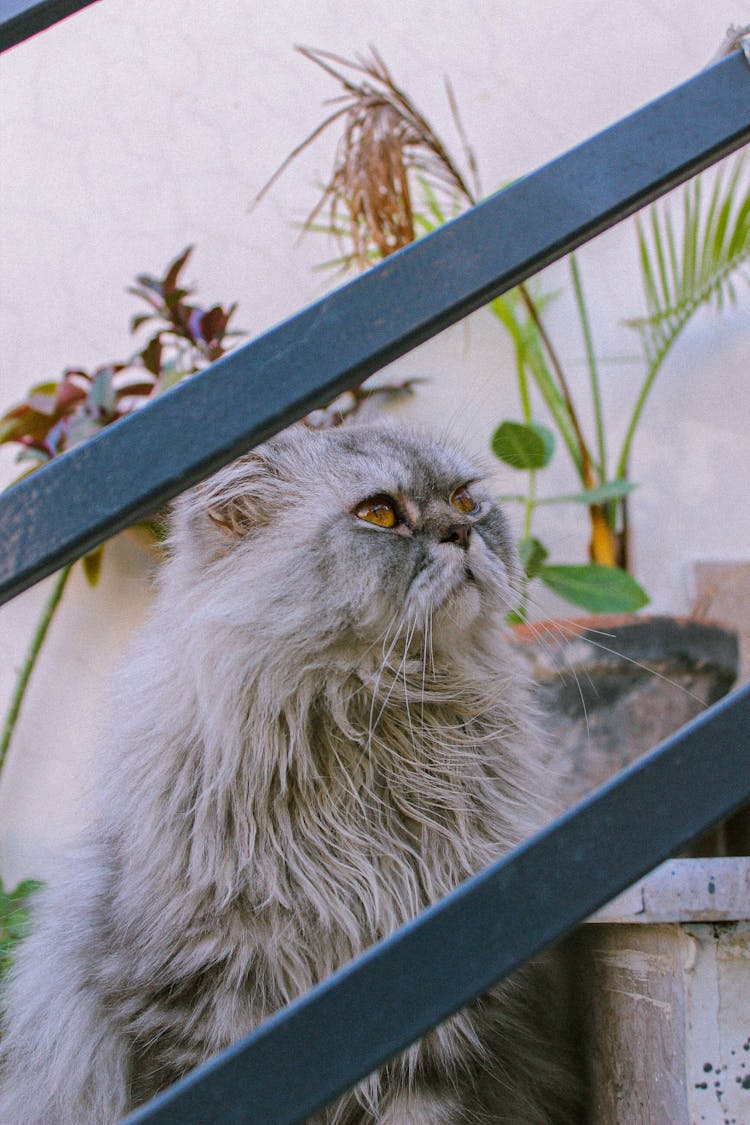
[160, 690, 522, 1033]
[230, 670, 531, 943]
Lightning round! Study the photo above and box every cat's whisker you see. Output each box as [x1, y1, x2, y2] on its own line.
[502, 582, 592, 740]
[521, 613, 593, 741]
[572, 625, 707, 706]
[400, 614, 420, 749]
[502, 580, 572, 675]
[366, 630, 403, 754]
[352, 608, 404, 671]
[428, 610, 437, 679]
[418, 610, 433, 724]
[518, 594, 708, 709]
[375, 614, 418, 735]
[361, 609, 422, 768]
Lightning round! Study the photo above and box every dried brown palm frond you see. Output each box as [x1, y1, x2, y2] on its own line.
[253, 45, 480, 269]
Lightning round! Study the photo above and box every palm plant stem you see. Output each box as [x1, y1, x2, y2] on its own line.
[0, 564, 73, 772]
[615, 344, 674, 483]
[517, 284, 596, 489]
[517, 356, 536, 540]
[569, 253, 606, 481]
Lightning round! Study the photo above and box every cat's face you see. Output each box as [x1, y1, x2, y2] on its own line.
[174, 425, 518, 656]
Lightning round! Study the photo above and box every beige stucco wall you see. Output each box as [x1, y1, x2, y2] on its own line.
[1, 0, 749, 882]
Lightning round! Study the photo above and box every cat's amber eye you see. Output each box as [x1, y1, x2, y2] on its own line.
[450, 485, 479, 515]
[355, 495, 398, 528]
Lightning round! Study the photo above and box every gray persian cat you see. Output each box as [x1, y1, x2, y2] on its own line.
[0, 424, 580, 1123]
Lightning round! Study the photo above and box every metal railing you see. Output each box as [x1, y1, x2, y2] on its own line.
[3, 45, 750, 603]
[0, 0, 100, 53]
[2, 6, 750, 1123]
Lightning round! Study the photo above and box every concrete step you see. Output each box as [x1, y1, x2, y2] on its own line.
[570, 857, 750, 1124]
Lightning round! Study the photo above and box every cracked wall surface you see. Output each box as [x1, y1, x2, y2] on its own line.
[1, 0, 749, 878]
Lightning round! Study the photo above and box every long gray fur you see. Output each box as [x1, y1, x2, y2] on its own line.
[0, 424, 580, 1123]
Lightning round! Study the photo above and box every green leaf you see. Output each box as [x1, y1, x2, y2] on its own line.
[24, 382, 60, 415]
[415, 175, 448, 225]
[413, 212, 438, 234]
[82, 546, 105, 587]
[538, 564, 650, 613]
[0, 878, 43, 982]
[491, 421, 555, 470]
[518, 536, 548, 578]
[8, 879, 43, 901]
[537, 479, 635, 505]
[155, 365, 189, 394]
[140, 336, 163, 376]
[0, 412, 33, 445]
[133, 517, 169, 542]
[87, 368, 117, 416]
[505, 608, 528, 625]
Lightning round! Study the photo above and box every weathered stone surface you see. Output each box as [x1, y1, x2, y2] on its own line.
[589, 857, 750, 924]
[510, 615, 739, 813]
[572, 902, 750, 1125]
[692, 561, 750, 683]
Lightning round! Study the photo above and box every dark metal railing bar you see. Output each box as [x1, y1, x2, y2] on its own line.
[2, 35, 750, 1124]
[123, 681, 750, 1124]
[0, 0, 100, 52]
[2, 50, 750, 606]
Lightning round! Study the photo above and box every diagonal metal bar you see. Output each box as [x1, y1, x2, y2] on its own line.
[123, 682, 750, 1125]
[2, 50, 750, 606]
[0, 0, 100, 52]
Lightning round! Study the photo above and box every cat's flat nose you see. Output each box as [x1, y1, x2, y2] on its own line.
[441, 523, 471, 549]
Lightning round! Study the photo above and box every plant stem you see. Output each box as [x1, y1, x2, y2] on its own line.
[617, 494, 631, 571]
[523, 470, 536, 540]
[569, 253, 606, 480]
[0, 564, 73, 772]
[516, 340, 532, 424]
[518, 283, 596, 488]
[517, 474, 537, 619]
[518, 280, 619, 565]
[615, 330, 681, 481]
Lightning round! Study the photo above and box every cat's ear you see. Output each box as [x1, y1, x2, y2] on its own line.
[199, 450, 282, 540]
[206, 504, 251, 538]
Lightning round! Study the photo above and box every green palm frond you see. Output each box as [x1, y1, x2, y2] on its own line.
[617, 150, 750, 476]
[630, 152, 749, 362]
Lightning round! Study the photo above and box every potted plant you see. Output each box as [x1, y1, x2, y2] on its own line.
[255, 46, 747, 813]
[0, 246, 243, 769]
